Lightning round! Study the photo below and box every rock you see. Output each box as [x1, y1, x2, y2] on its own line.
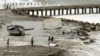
[83, 39, 95, 44]
[83, 42, 89, 44]
[90, 39, 95, 43]
[76, 30, 89, 36]
[79, 36, 90, 40]
[90, 26, 96, 31]
[72, 51, 75, 53]
[62, 31, 65, 35]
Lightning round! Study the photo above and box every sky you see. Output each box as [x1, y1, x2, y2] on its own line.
[0, 0, 100, 4]
[36, 0, 100, 5]
[0, 0, 100, 9]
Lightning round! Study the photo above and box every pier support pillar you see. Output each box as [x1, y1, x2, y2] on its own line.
[91, 8, 93, 13]
[36, 10, 39, 16]
[74, 8, 76, 14]
[77, 8, 79, 14]
[58, 9, 60, 15]
[32, 10, 34, 16]
[66, 8, 68, 15]
[27, 11, 30, 14]
[82, 8, 84, 14]
[54, 9, 56, 15]
[41, 10, 43, 16]
[98, 7, 100, 13]
[89, 7, 92, 14]
[50, 10, 52, 16]
[96, 7, 99, 13]
[84, 8, 86, 14]
[69, 8, 72, 14]
[45, 10, 47, 16]
[62, 9, 64, 15]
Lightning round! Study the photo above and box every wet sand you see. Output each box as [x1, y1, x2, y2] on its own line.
[0, 10, 100, 56]
[0, 45, 65, 56]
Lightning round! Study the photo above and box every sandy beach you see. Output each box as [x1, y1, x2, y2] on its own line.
[0, 10, 100, 56]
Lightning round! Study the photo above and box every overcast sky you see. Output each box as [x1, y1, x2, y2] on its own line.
[0, 0, 99, 9]
[0, 0, 100, 4]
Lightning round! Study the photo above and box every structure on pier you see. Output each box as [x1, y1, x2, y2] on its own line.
[9, 1, 100, 17]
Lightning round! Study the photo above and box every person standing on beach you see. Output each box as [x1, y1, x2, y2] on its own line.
[31, 37, 34, 46]
[48, 36, 51, 45]
[7, 38, 9, 47]
[51, 36, 54, 42]
[62, 31, 65, 35]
